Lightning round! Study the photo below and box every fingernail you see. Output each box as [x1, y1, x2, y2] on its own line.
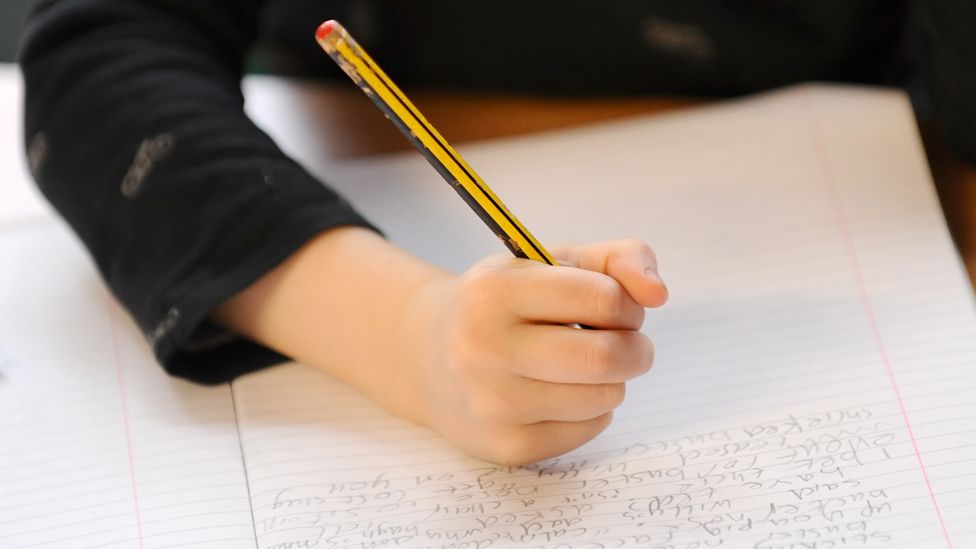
[645, 267, 666, 287]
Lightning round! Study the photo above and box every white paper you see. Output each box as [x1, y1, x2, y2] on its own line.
[236, 84, 976, 548]
[2, 81, 974, 549]
[0, 224, 257, 548]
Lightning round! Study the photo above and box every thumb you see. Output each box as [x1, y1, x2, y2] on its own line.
[551, 239, 668, 308]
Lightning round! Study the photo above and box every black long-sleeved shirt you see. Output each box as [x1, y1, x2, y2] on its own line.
[19, 1, 976, 384]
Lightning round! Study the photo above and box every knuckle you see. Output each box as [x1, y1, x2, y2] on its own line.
[468, 395, 497, 424]
[493, 430, 540, 466]
[586, 332, 618, 377]
[469, 390, 517, 425]
[623, 238, 654, 258]
[591, 279, 622, 320]
[602, 383, 627, 410]
[460, 265, 522, 318]
[457, 268, 497, 303]
[639, 334, 656, 373]
[632, 305, 647, 327]
[622, 238, 647, 251]
[620, 331, 655, 376]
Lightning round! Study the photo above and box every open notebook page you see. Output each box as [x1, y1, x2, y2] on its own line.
[0, 223, 256, 548]
[235, 84, 976, 548]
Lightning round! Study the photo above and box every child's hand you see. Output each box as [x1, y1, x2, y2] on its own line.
[406, 239, 668, 465]
[215, 229, 666, 466]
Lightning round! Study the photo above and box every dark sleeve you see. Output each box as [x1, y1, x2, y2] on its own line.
[19, 0, 378, 384]
[913, 0, 976, 166]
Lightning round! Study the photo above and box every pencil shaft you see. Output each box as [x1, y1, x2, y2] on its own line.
[316, 21, 556, 265]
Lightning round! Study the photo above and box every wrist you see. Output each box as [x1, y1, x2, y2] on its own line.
[394, 270, 458, 427]
[213, 227, 451, 422]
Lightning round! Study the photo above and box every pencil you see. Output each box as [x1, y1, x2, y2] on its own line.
[315, 20, 557, 266]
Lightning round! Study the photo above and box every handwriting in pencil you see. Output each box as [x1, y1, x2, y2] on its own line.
[251, 404, 904, 549]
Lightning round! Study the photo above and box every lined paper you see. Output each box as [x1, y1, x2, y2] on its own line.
[0, 340, 16, 375]
[3, 82, 975, 548]
[0, 224, 257, 548]
[234, 84, 976, 548]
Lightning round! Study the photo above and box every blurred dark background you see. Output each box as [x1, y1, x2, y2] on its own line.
[1, 1, 29, 62]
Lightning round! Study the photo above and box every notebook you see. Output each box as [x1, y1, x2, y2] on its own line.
[2, 79, 975, 549]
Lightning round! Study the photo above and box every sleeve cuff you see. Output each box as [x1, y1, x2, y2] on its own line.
[148, 200, 380, 385]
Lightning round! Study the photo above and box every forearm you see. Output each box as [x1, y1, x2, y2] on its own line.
[213, 227, 451, 424]
[20, 0, 377, 382]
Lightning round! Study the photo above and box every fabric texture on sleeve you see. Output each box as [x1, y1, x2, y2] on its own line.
[913, 0, 976, 166]
[19, 0, 379, 384]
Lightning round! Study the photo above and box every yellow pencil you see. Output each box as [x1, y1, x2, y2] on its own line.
[315, 20, 557, 265]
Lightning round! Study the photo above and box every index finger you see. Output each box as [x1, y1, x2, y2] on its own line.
[551, 239, 668, 308]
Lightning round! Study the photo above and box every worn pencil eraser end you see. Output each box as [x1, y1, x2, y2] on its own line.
[316, 20, 337, 41]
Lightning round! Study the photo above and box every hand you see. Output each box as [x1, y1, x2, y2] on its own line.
[404, 239, 668, 465]
[215, 229, 666, 465]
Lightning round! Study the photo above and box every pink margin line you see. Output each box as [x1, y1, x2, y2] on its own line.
[804, 88, 953, 548]
[106, 295, 146, 549]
